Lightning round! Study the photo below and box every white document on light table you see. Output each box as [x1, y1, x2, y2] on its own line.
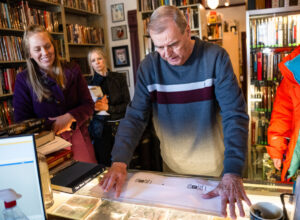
[92, 172, 222, 216]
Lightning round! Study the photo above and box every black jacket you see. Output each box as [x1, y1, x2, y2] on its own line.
[88, 71, 130, 120]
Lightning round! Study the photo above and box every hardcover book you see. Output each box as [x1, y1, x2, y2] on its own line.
[46, 148, 73, 169]
[51, 161, 105, 193]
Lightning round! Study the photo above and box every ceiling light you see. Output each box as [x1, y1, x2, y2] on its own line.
[224, 0, 230, 6]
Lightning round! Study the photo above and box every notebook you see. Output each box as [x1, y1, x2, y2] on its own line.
[0, 135, 46, 220]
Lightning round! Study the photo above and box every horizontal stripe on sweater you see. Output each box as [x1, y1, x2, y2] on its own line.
[147, 79, 214, 104]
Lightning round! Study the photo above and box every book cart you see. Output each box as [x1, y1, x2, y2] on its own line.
[246, 5, 300, 182]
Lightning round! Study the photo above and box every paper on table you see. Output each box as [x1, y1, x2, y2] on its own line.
[92, 172, 222, 216]
[37, 136, 72, 155]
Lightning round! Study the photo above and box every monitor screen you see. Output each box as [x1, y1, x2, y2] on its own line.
[0, 135, 46, 220]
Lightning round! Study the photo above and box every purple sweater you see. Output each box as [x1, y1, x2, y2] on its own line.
[13, 63, 94, 127]
[13, 63, 97, 163]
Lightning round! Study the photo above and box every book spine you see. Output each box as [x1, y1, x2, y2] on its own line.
[257, 52, 262, 81]
[4, 3, 11, 28]
[3, 101, 12, 125]
[278, 16, 283, 47]
[272, 0, 279, 7]
[283, 16, 288, 47]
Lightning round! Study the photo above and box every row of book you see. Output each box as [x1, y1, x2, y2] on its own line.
[142, 6, 199, 34]
[0, 35, 65, 62]
[62, 0, 101, 14]
[0, 67, 23, 95]
[251, 117, 269, 146]
[0, 100, 14, 129]
[66, 24, 104, 45]
[180, 7, 199, 30]
[250, 50, 290, 82]
[248, 0, 300, 10]
[0, 118, 46, 136]
[53, 39, 66, 59]
[0, 36, 23, 62]
[250, 83, 278, 114]
[0, 1, 59, 33]
[141, 0, 202, 11]
[250, 15, 300, 48]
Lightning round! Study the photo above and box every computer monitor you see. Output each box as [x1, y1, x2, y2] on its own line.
[0, 135, 46, 220]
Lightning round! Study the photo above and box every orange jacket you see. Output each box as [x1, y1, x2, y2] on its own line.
[267, 46, 300, 181]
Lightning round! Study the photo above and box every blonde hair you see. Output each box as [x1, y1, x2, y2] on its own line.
[147, 5, 188, 34]
[23, 25, 64, 102]
[87, 48, 107, 76]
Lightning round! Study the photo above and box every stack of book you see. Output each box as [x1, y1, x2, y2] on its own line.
[34, 130, 74, 177]
[35, 129, 105, 194]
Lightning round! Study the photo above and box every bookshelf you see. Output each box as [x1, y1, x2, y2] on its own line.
[0, 0, 104, 127]
[246, 6, 300, 182]
[138, 0, 207, 57]
[207, 11, 222, 45]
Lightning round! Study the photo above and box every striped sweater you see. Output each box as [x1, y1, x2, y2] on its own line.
[112, 38, 249, 177]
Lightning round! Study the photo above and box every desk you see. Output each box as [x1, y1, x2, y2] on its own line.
[47, 171, 294, 220]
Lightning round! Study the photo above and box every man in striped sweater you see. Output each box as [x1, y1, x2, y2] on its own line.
[100, 5, 251, 219]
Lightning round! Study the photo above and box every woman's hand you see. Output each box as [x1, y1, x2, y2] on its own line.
[95, 95, 109, 111]
[99, 95, 108, 104]
[49, 113, 76, 135]
[272, 158, 282, 170]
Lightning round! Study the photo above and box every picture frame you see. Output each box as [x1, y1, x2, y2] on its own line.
[111, 3, 125, 23]
[119, 70, 130, 87]
[112, 45, 130, 68]
[111, 25, 128, 41]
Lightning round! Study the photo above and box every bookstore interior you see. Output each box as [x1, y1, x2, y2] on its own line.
[0, 0, 300, 219]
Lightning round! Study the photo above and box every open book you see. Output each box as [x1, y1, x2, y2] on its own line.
[88, 85, 109, 116]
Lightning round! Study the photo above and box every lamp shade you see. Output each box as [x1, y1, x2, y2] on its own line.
[207, 0, 219, 9]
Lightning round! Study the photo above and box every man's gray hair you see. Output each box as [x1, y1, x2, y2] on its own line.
[147, 5, 188, 34]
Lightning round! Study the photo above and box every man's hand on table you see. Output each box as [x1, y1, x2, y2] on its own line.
[99, 162, 127, 198]
[202, 173, 252, 219]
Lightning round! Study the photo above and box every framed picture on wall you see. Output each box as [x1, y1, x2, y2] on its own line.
[111, 3, 125, 23]
[119, 69, 130, 87]
[111, 25, 127, 41]
[112, 45, 130, 68]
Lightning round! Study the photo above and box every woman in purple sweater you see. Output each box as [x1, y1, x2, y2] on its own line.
[13, 25, 97, 163]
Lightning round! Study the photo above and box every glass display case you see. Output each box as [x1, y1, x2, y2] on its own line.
[47, 170, 296, 220]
